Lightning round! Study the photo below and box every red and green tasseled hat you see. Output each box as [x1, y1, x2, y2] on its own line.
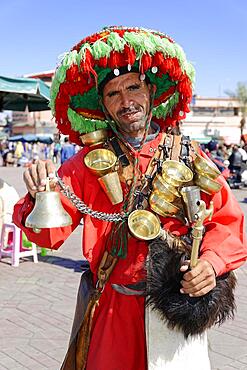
[50, 26, 195, 145]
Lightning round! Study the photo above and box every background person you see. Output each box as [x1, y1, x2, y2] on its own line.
[61, 137, 75, 164]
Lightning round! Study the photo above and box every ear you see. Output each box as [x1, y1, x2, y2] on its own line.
[152, 84, 157, 94]
[149, 84, 157, 95]
[148, 84, 157, 105]
[99, 96, 113, 121]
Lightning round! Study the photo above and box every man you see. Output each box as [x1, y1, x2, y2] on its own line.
[228, 144, 243, 184]
[61, 137, 75, 164]
[13, 26, 246, 370]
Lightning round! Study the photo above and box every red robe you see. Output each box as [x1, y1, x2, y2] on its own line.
[13, 133, 247, 370]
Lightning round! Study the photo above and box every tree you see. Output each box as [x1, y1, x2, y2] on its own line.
[225, 82, 247, 137]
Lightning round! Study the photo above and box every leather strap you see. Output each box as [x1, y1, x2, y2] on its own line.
[170, 134, 182, 161]
[109, 137, 130, 167]
[145, 132, 167, 178]
[97, 250, 118, 290]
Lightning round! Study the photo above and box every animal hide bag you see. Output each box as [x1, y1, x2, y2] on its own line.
[146, 238, 237, 338]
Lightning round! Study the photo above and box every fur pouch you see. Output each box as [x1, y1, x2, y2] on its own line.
[146, 239, 237, 338]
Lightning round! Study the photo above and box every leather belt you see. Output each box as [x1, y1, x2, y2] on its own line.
[111, 281, 146, 296]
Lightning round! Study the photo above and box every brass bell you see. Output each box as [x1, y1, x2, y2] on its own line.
[25, 179, 72, 233]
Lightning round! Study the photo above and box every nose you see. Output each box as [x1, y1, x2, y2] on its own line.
[119, 91, 131, 108]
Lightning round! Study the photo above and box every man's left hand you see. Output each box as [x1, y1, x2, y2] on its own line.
[179, 259, 216, 297]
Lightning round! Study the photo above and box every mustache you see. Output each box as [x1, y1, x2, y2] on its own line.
[117, 105, 140, 116]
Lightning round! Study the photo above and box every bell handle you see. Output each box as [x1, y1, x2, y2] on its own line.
[45, 177, 50, 192]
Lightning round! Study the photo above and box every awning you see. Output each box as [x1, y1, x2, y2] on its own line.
[0, 75, 50, 111]
[9, 134, 53, 144]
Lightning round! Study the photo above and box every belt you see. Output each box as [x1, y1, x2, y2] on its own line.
[111, 281, 146, 296]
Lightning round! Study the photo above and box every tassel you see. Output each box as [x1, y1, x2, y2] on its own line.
[169, 58, 182, 80]
[124, 45, 136, 66]
[55, 65, 67, 83]
[67, 108, 109, 134]
[91, 40, 111, 60]
[140, 53, 152, 74]
[82, 49, 97, 79]
[152, 52, 164, 67]
[97, 56, 108, 68]
[160, 38, 176, 58]
[69, 130, 82, 146]
[107, 220, 129, 259]
[66, 65, 79, 82]
[107, 32, 126, 52]
[108, 51, 122, 69]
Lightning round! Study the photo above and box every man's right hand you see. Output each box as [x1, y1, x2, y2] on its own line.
[23, 159, 56, 198]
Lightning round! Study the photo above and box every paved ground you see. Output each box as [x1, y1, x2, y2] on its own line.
[0, 166, 247, 370]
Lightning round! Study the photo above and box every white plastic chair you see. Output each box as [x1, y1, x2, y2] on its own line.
[0, 222, 38, 267]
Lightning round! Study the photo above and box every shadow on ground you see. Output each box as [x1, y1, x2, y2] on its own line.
[38, 255, 89, 272]
[0, 254, 89, 272]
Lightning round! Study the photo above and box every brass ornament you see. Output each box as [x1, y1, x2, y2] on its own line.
[98, 172, 123, 205]
[190, 200, 214, 268]
[149, 191, 180, 217]
[25, 179, 72, 233]
[84, 148, 123, 205]
[162, 160, 193, 187]
[194, 173, 223, 195]
[128, 209, 162, 241]
[180, 185, 201, 223]
[80, 129, 108, 147]
[193, 153, 221, 179]
[152, 174, 180, 203]
[84, 148, 117, 177]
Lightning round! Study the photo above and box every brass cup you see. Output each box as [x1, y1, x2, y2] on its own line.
[152, 174, 180, 202]
[84, 148, 117, 176]
[98, 172, 123, 205]
[80, 129, 108, 147]
[194, 174, 223, 195]
[128, 209, 161, 241]
[162, 160, 193, 187]
[194, 153, 221, 179]
[149, 191, 180, 217]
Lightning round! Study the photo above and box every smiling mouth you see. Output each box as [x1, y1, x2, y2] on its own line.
[120, 110, 140, 119]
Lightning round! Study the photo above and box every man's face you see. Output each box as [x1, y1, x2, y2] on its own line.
[102, 73, 153, 138]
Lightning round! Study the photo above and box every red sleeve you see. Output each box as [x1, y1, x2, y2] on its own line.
[198, 152, 247, 276]
[12, 152, 85, 250]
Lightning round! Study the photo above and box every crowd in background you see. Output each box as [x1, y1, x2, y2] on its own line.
[201, 140, 247, 187]
[0, 138, 81, 167]
[1, 137, 247, 187]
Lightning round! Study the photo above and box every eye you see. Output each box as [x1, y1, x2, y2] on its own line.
[128, 84, 141, 91]
[107, 90, 119, 98]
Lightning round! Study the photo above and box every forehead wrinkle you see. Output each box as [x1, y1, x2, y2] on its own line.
[103, 73, 142, 95]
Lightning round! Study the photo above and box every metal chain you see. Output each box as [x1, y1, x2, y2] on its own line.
[55, 173, 128, 222]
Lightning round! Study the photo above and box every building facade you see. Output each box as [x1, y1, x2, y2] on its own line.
[182, 96, 244, 144]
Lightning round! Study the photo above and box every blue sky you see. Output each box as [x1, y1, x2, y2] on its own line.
[1, 0, 246, 97]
